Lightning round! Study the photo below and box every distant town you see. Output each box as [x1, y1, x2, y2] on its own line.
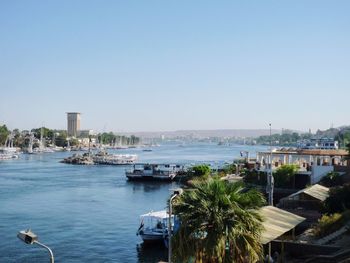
[1, 112, 350, 152]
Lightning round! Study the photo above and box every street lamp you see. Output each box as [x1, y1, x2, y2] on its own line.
[17, 229, 54, 263]
[267, 123, 274, 206]
[168, 188, 183, 263]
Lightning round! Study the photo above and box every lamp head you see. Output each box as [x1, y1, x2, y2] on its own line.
[17, 229, 38, 244]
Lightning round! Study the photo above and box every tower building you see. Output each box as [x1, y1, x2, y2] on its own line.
[66, 112, 81, 137]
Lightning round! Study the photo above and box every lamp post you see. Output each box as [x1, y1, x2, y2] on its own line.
[268, 123, 274, 206]
[17, 229, 54, 263]
[168, 188, 183, 263]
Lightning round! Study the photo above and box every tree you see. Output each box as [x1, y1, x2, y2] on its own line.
[0, 124, 10, 145]
[324, 184, 350, 213]
[273, 164, 299, 188]
[186, 164, 211, 181]
[173, 179, 266, 263]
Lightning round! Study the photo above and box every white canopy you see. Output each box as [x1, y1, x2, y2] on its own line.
[140, 210, 169, 220]
[259, 206, 305, 245]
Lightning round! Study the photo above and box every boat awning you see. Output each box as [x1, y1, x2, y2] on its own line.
[140, 210, 169, 220]
[286, 184, 329, 202]
[259, 206, 305, 245]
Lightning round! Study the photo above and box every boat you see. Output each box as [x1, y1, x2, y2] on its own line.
[0, 134, 20, 159]
[92, 150, 137, 165]
[142, 149, 152, 152]
[126, 164, 185, 181]
[0, 147, 19, 160]
[136, 210, 173, 243]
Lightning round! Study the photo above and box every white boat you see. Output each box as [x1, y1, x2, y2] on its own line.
[0, 147, 19, 159]
[92, 150, 137, 165]
[0, 134, 20, 159]
[136, 210, 173, 243]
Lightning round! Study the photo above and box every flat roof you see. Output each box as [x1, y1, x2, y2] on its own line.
[260, 206, 305, 244]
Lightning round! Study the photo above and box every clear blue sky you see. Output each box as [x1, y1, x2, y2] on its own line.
[0, 1, 349, 132]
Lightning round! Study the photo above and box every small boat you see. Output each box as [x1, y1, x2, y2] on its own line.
[126, 164, 184, 181]
[142, 149, 152, 152]
[136, 210, 173, 243]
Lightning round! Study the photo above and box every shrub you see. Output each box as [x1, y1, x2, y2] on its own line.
[320, 172, 343, 187]
[313, 213, 343, 237]
[324, 184, 350, 213]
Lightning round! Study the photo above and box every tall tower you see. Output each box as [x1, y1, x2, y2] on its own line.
[66, 112, 81, 137]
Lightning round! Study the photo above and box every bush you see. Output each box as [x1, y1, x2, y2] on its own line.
[313, 213, 343, 237]
[320, 172, 343, 187]
[324, 184, 350, 213]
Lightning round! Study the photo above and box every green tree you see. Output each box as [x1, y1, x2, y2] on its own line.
[0, 124, 10, 145]
[186, 164, 211, 181]
[273, 164, 299, 188]
[173, 179, 265, 263]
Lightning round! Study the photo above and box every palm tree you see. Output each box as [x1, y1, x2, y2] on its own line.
[172, 179, 266, 263]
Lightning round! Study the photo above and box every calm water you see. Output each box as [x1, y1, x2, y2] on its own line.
[0, 143, 267, 263]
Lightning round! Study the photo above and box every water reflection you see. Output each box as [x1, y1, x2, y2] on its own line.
[129, 181, 179, 193]
[136, 242, 167, 263]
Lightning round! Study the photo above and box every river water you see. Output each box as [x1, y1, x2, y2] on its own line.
[0, 143, 267, 262]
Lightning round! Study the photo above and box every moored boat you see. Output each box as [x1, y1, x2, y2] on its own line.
[136, 210, 173, 243]
[126, 164, 185, 181]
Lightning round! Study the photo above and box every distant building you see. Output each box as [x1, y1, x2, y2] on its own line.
[66, 112, 81, 137]
[297, 137, 339, 150]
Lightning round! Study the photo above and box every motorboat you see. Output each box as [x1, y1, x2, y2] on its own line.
[136, 210, 173, 243]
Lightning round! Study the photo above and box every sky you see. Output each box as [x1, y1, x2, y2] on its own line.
[0, 1, 349, 133]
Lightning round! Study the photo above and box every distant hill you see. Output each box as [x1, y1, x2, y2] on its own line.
[120, 129, 282, 139]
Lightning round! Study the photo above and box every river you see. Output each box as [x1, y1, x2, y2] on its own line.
[0, 142, 267, 262]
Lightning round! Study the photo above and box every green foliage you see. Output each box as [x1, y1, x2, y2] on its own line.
[313, 210, 350, 238]
[222, 164, 237, 174]
[31, 127, 53, 140]
[55, 131, 68, 147]
[186, 164, 211, 181]
[0, 124, 10, 145]
[273, 164, 299, 188]
[98, 132, 140, 145]
[320, 172, 343, 187]
[256, 132, 311, 146]
[243, 170, 267, 186]
[324, 184, 350, 213]
[173, 179, 265, 263]
[313, 213, 343, 238]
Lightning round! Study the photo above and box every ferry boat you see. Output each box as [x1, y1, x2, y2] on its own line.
[92, 150, 137, 165]
[136, 210, 173, 243]
[126, 164, 185, 181]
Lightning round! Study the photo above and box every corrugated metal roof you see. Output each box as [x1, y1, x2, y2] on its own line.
[260, 206, 305, 244]
[287, 184, 329, 201]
